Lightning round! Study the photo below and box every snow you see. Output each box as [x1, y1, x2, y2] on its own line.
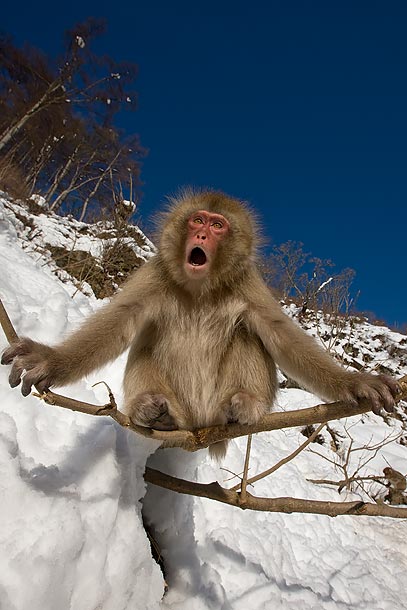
[123, 199, 136, 212]
[0, 197, 163, 609]
[75, 36, 85, 49]
[1, 195, 407, 610]
[0, 193, 155, 299]
[29, 194, 47, 208]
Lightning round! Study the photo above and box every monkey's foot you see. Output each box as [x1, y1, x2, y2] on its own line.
[227, 391, 267, 425]
[128, 393, 178, 431]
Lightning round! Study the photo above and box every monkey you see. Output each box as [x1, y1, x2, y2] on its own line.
[1, 189, 400, 459]
[383, 467, 406, 505]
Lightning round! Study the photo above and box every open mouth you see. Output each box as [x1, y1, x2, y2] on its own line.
[188, 247, 207, 266]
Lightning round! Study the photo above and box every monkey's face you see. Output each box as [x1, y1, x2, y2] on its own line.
[158, 190, 256, 292]
[184, 210, 230, 281]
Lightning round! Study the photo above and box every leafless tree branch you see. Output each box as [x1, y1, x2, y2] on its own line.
[230, 422, 327, 491]
[144, 467, 407, 518]
[307, 475, 387, 488]
[240, 434, 252, 502]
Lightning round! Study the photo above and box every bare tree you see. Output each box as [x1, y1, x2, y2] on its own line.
[264, 240, 357, 318]
[0, 20, 137, 151]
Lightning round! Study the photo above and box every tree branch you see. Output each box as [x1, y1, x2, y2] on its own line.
[307, 475, 387, 488]
[240, 434, 252, 503]
[0, 299, 18, 343]
[144, 467, 407, 518]
[230, 422, 327, 491]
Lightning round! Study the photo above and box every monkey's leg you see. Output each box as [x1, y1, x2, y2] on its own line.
[219, 332, 277, 426]
[123, 355, 181, 431]
[227, 390, 269, 425]
[127, 392, 178, 431]
[208, 334, 277, 460]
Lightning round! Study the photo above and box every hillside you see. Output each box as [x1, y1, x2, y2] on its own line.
[0, 193, 407, 610]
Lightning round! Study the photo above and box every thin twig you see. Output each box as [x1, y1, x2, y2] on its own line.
[307, 475, 388, 488]
[92, 380, 118, 409]
[309, 425, 402, 496]
[240, 434, 252, 504]
[230, 422, 327, 491]
[220, 467, 245, 483]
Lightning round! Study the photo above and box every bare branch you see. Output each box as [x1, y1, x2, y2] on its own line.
[0, 299, 18, 343]
[240, 434, 252, 503]
[309, 423, 403, 498]
[230, 422, 326, 491]
[144, 467, 407, 519]
[307, 475, 388, 488]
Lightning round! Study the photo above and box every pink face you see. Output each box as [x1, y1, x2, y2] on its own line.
[184, 210, 230, 279]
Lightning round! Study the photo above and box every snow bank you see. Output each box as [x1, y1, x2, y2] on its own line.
[145, 431, 407, 610]
[0, 199, 164, 610]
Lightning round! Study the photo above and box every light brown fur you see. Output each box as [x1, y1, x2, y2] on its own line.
[1, 189, 399, 459]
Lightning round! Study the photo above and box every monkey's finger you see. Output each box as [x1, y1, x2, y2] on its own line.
[358, 384, 384, 414]
[2, 338, 36, 365]
[369, 389, 394, 415]
[367, 379, 396, 413]
[380, 376, 400, 398]
[36, 378, 51, 393]
[153, 408, 178, 430]
[21, 371, 41, 397]
[379, 385, 397, 412]
[370, 396, 383, 416]
[9, 362, 24, 387]
[1, 345, 19, 365]
[371, 404, 382, 416]
[152, 421, 179, 431]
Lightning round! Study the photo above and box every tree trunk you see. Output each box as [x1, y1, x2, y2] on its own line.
[45, 144, 80, 203]
[78, 149, 122, 222]
[0, 81, 62, 152]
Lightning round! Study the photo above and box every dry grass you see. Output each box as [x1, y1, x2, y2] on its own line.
[48, 238, 145, 299]
[0, 158, 30, 201]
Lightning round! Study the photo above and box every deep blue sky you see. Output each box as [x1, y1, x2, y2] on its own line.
[3, 1, 407, 328]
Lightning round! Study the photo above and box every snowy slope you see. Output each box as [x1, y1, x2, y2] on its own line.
[0, 197, 163, 610]
[1, 195, 407, 610]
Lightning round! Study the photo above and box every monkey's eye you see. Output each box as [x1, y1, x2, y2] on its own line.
[193, 218, 204, 224]
[212, 221, 223, 229]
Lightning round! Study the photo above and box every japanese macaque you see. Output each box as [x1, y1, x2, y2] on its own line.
[383, 467, 406, 505]
[1, 189, 400, 459]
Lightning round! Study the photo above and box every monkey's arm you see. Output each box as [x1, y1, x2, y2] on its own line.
[246, 279, 399, 414]
[1, 264, 155, 396]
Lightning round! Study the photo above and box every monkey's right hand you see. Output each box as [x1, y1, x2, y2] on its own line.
[1, 338, 58, 396]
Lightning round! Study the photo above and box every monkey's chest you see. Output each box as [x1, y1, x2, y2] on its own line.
[154, 304, 244, 415]
[156, 310, 234, 370]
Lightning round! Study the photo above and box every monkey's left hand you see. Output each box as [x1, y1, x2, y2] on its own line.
[339, 372, 400, 415]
